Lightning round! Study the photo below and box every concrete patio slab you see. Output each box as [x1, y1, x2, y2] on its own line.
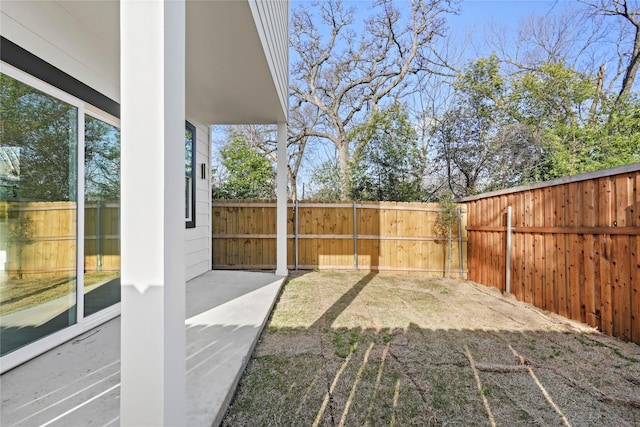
[0, 270, 285, 427]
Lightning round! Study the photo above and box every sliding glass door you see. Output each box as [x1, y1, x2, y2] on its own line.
[1, 73, 78, 355]
[0, 69, 120, 357]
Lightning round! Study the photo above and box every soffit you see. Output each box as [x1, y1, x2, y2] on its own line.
[1, 0, 286, 125]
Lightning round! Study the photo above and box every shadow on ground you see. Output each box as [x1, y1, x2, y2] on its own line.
[223, 271, 640, 427]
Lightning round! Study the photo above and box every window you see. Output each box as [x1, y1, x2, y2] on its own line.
[185, 122, 196, 228]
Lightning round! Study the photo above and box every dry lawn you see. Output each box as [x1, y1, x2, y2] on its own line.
[222, 271, 640, 426]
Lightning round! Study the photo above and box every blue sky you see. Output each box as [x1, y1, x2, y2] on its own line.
[444, 1, 577, 63]
[289, 0, 576, 64]
[451, 0, 565, 25]
[291, 0, 569, 29]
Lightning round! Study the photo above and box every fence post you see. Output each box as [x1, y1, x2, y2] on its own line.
[447, 226, 451, 278]
[457, 207, 463, 278]
[506, 205, 512, 294]
[97, 201, 103, 271]
[295, 199, 299, 271]
[353, 201, 358, 270]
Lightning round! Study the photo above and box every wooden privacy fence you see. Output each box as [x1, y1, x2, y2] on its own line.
[1, 201, 120, 278]
[212, 201, 468, 277]
[463, 163, 640, 345]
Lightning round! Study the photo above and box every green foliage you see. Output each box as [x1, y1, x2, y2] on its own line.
[349, 104, 425, 202]
[598, 96, 640, 167]
[1, 73, 78, 201]
[213, 133, 275, 199]
[435, 193, 457, 234]
[513, 62, 595, 127]
[436, 57, 640, 195]
[84, 116, 120, 201]
[1, 74, 119, 202]
[435, 58, 544, 197]
[509, 64, 640, 178]
[455, 54, 505, 119]
[309, 161, 342, 200]
[434, 192, 457, 278]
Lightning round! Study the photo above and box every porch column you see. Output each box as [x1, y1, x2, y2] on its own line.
[276, 122, 288, 276]
[120, 1, 186, 426]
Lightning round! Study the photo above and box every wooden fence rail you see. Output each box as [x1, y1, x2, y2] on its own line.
[212, 201, 468, 277]
[463, 163, 640, 345]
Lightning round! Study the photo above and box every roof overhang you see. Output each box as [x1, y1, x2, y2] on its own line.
[0, 0, 288, 125]
[187, 1, 288, 125]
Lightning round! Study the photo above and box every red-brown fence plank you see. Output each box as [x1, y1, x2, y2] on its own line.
[524, 190, 535, 305]
[555, 184, 569, 318]
[632, 236, 640, 343]
[463, 164, 640, 345]
[544, 186, 555, 312]
[632, 173, 640, 343]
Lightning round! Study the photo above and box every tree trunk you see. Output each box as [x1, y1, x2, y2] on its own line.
[618, 25, 640, 102]
[337, 139, 350, 200]
[289, 169, 297, 202]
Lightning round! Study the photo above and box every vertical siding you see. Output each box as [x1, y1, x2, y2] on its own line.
[249, 0, 288, 119]
[185, 120, 211, 280]
[464, 163, 640, 345]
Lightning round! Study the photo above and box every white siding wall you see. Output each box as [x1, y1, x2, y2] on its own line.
[185, 119, 211, 280]
[249, 0, 288, 119]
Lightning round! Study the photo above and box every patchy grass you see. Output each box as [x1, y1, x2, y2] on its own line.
[223, 271, 640, 426]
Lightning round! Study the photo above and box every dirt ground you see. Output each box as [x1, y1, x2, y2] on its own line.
[222, 271, 640, 426]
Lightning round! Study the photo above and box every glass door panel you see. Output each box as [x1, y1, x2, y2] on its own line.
[83, 115, 120, 316]
[0, 73, 78, 356]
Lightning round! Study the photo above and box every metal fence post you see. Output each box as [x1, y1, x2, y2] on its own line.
[353, 201, 358, 270]
[457, 207, 463, 278]
[295, 199, 299, 271]
[97, 201, 103, 271]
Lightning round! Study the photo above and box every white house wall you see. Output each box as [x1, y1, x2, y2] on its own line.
[185, 119, 211, 281]
[0, 1, 120, 102]
[249, 0, 289, 120]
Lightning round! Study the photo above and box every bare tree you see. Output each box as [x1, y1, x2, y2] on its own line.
[290, 0, 456, 199]
[486, 5, 611, 75]
[580, 0, 640, 101]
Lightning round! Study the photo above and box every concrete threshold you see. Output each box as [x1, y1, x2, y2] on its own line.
[0, 270, 286, 427]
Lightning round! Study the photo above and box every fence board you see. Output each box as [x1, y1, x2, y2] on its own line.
[544, 186, 555, 313]
[464, 164, 640, 345]
[212, 201, 468, 277]
[632, 237, 640, 344]
[555, 185, 569, 318]
[633, 174, 640, 343]
[582, 180, 597, 326]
